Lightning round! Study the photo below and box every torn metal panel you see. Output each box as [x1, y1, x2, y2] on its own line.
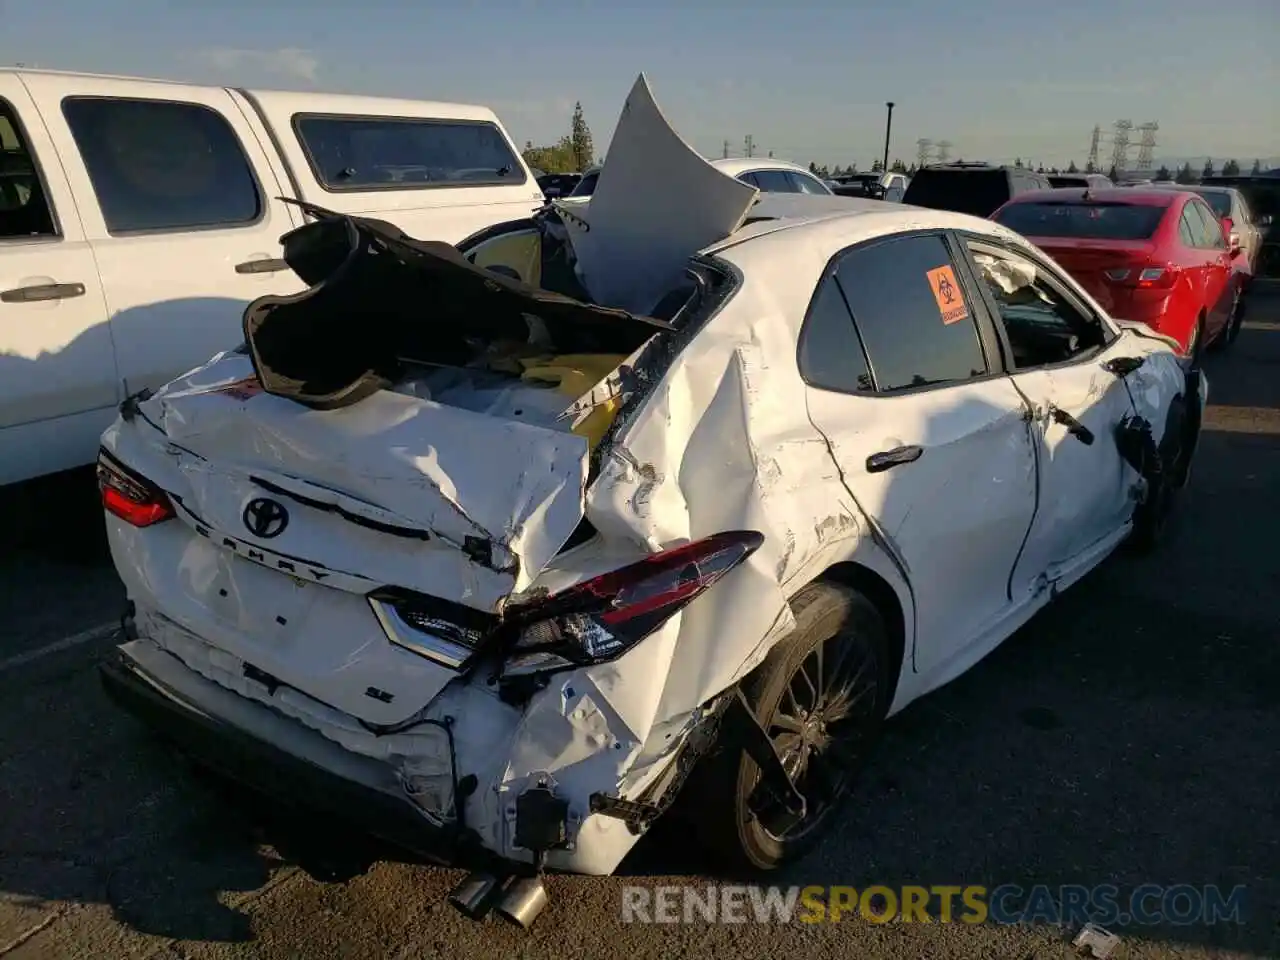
[559, 74, 759, 314]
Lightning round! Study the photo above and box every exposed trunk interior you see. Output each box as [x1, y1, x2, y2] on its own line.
[242, 212, 675, 410]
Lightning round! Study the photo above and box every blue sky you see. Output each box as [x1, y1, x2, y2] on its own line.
[2, 0, 1277, 169]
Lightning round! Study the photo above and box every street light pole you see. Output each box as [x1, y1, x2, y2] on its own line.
[883, 102, 895, 173]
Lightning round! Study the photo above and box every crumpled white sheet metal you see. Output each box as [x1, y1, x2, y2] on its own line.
[133, 350, 591, 610]
[560, 74, 759, 314]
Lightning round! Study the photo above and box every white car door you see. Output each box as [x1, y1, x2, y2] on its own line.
[959, 236, 1139, 599]
[0, 77, 117, 484]
[800, 231, 1038, 675]
[20, 73, 305, 397]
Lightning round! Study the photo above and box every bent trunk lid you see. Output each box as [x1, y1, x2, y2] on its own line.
[129, 351, 593, 614]
[1032, 237, 1155, 314]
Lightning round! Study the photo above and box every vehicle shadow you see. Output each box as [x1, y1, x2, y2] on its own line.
[0, 313, 1274, 954]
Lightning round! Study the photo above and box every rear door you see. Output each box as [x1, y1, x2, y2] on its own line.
[20, 72, 306, 397]
[1183, 197, 1233, 339]
[0, 76, 116, 483]
[958, 234, 1138, 596]
[800, 230, 1038, 674]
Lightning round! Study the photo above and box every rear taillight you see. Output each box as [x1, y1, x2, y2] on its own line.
[97, 449, 175, 527]
[504, 530, 764, 675]
[1106, 265, 1177, 288]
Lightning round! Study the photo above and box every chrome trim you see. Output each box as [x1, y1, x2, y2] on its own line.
[368, 597, 471, 670]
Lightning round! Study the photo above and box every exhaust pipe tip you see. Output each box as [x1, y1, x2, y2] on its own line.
[448, 872, 501, 920]
[495, 876, 549, 929]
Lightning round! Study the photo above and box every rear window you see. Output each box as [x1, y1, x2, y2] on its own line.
[903, 169, 1009, 217]
[994, 201, 1167, 240]
[1195, 191, 1233, 218]
[1048, 176, 1088, 189]
[293, 114, 526, 191]
[569, 171, 599, 197]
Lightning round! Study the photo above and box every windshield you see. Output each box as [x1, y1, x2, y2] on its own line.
[994, 201, 1167, 240]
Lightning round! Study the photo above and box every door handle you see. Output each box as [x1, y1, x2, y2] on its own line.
[866, 445, 924, 473]
[1049, 406, 1095, 445]
[234, 257, 290, 274]
[1102, 355, 1145, 377]
[0, 282, 86, 303]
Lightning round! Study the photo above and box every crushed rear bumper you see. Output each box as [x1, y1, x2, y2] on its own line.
[98, 643, 503, 872]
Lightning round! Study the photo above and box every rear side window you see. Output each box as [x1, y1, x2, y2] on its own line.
[748, 169, 800, 193]
[1, 98, 58, 239]
[790, 172, 832, 195]
[63, 97, 262, 235]
[994, 201, 1167, 240]
[798, 275, 874, 392]
[903, 170, 1008, 217]
[1185, 199, 1226, 249]
[293, 114, 526, 191]
[835, 234, 988, 391]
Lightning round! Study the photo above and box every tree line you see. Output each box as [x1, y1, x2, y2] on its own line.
[520, 105, 1269, 185]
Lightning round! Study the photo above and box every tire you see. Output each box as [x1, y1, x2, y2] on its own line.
[1184, 314, 1206, 364]
[1225, 287, 1246, 346]
[1128, 396, 1190, 554]
[1209, 289, 1243, 353]
[689, 581, 892, 874]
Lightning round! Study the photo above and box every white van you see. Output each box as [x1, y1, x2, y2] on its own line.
[0, 68, 543, 486]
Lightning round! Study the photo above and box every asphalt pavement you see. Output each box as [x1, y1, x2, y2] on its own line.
[2, 291, 1278, 960]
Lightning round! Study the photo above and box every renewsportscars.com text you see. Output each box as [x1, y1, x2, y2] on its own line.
[620, 884, 1247, 926]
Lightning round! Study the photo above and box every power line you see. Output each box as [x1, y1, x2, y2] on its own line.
[916, 138, 933, 168]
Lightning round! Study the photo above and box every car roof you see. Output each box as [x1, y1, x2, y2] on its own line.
[1001, 187, 1179, 207]
[710, 157, 817, 177]
[699, 193, 1017, 254]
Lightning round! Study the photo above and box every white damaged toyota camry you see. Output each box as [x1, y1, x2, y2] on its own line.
[96, 76, 1204, 927]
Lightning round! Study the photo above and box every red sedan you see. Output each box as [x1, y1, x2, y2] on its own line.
[991, 188, 1238, 355]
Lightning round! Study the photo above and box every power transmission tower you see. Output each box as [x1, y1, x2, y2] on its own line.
[722, 139, 730, 159]
[916, 138, 933, 168]
[1135, 122, 1158, 172]
[1087, 124, 1101, 172]
[936, 140, 952, 163]
[744, 135, 754, 158]
[1110, 120, 1133, 174]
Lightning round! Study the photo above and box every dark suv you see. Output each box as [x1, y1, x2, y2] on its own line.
[902, 162, 1053, 217]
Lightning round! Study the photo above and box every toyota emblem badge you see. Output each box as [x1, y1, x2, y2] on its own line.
[242, 497, 289, 539]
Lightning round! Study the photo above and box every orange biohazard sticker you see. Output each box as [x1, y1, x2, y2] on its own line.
[926, 265, 968, 325]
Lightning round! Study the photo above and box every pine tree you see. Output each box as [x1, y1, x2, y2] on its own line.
[1066, 160, 1079, 173]
[1202, 158, 1215, 179]
[570, 102, 593, 172]
[1251, 159, 1263, 175]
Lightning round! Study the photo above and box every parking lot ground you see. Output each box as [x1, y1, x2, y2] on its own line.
[2, 287, 1278, 959]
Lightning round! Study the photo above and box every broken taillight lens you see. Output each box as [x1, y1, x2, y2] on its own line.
[503, 530, 764, 675]
[97, 449, 175, 528]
